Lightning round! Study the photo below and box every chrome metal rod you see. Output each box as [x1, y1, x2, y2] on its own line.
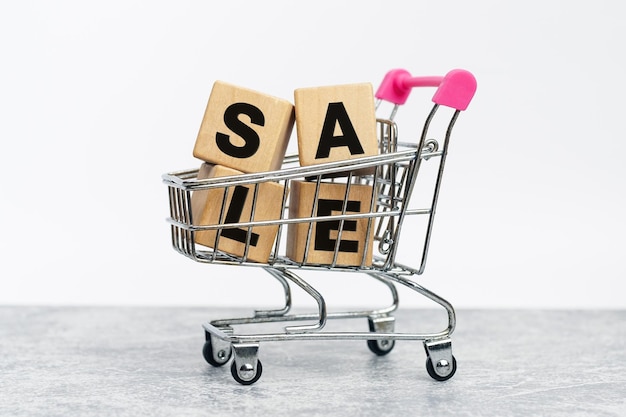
[279, 269, 328, 333]
[418, 110, 460, 275]
[203, 322, 450, 344]
[380, 272, 456, 336]
[210, 272, 400, 328]
[253, 267, 292, 318]
[383, 104, 439, 270]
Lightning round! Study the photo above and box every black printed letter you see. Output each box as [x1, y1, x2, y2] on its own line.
[221, 186, 259, 246]
[315, 102, 365, 159]
[216, 102, 264, 158]
[314, 199, 360, 253]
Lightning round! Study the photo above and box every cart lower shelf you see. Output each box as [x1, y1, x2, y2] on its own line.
[199, 268, 457, 385]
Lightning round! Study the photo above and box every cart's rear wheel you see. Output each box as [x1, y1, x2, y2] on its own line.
[425, 355, 457, 381]
[202, 338, 232, 367]
[366, 315, 395, 356]
[231, 359, 263, 385]
[367, 339, 395, 356]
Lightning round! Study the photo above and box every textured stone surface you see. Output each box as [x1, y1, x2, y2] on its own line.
[1, 307, 625, 416]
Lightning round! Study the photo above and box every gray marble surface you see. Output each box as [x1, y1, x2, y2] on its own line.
[1, 307, 625, 416]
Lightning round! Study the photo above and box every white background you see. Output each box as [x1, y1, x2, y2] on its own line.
[1, 0, 624, 309]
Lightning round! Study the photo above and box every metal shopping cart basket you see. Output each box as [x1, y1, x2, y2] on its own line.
[162, 68, 477, 385]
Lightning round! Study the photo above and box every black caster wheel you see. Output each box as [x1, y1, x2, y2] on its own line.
[426, 355, 457, 381]
[202, 338, 232, 367]
[231, 359, 263, 385]
[367, 339, 395, 356]
[367, 316, 395, 356]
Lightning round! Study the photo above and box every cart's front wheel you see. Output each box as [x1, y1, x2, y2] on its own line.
[426, 355, 457, 381]
[202, 338, 232, 367]
[231, 359, 263, 385]
[367, 339, 395, 356]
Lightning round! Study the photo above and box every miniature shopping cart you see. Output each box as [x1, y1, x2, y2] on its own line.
[163, 68, 476, 385]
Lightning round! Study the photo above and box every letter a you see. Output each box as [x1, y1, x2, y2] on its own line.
[314, 102, 365, 159]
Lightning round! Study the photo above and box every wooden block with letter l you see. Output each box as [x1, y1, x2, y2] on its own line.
[286, 180, 375, 266]
[294, 83, 378, 170]
[193, 81, 295, 173]
[191, 163, 287, 263]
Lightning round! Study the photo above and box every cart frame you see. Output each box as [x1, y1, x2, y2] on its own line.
[162, 68, 476, 384]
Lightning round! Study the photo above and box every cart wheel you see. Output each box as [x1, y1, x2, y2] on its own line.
[367, 316, 395, 356]
[231, 359, 263, 385]
[425, 355, 457, 381]
[367, 339, 395, 356]
[202, 338, 232, 367]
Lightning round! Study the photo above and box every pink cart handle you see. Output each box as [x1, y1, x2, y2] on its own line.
[375, 68, 477, 111]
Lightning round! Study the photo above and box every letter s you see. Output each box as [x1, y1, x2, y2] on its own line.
[216, 102, 264, 158]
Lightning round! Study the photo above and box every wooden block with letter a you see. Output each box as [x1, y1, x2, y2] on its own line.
[294, 83, 378, 169]
[193, 81, 295, 173]
[286, 180, 375, 266]
[191, 163, 286, 263]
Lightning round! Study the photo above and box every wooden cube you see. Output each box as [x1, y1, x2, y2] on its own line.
[294, 83, 378, 168]
[286, 180, 375, 266]
[191, 163, 286, 263]
[193, 81, 295, 173]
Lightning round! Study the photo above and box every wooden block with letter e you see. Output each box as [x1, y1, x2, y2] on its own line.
[286, 180, 375, 266]
[191, 163, 286, 263]
[294, 83, 378, 170]
[193, 81, 295, 173]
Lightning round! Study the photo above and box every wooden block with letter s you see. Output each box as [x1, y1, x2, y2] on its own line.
[286, 180, 375, 266]
[191, 163, 286, 263]
[193, 81, 295, 173]
[294, 83, 378, 169]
